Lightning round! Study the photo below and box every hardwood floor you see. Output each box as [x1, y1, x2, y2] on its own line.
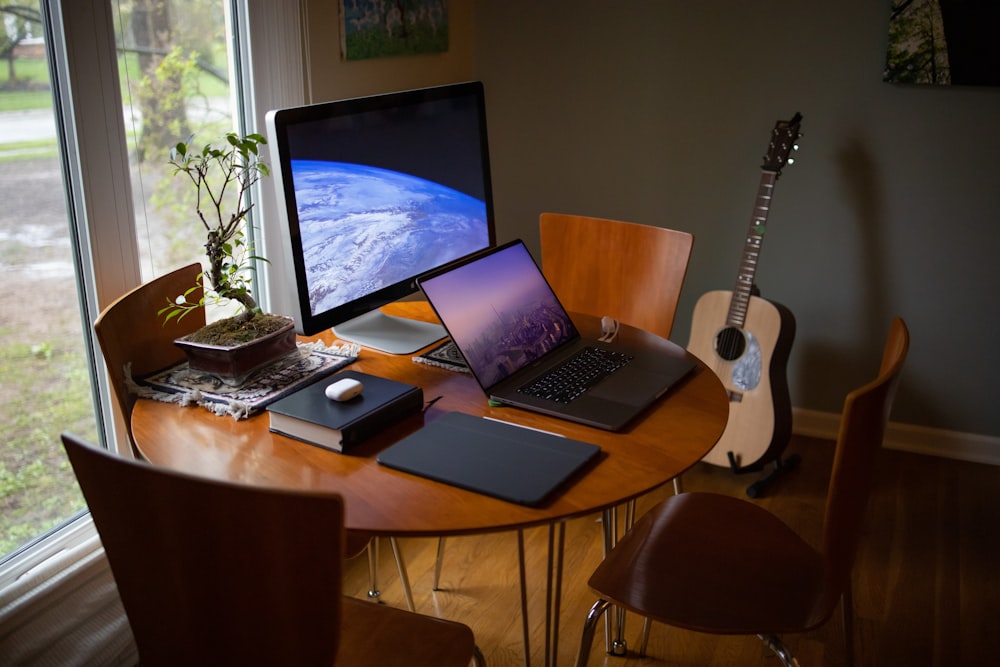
[342, 435, 1000, 666]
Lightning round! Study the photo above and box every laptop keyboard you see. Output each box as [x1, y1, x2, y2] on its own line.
[517, 346, 633, 404]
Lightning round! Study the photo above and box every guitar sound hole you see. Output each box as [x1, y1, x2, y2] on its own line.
[715, 327, 746, 361]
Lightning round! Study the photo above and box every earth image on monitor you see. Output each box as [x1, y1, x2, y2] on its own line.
[290, 160, 490, 314]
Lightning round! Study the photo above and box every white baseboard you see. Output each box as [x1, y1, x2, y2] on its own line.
[792, 408, 1000, 467]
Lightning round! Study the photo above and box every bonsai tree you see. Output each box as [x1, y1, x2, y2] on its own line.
[160, 131, 286, 344]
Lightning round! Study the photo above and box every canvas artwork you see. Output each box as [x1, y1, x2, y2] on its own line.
[884, 0, 1000, 86]
[340, 0, 449, 61]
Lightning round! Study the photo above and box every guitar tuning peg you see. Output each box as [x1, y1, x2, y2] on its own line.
[787, 158, 795, 165]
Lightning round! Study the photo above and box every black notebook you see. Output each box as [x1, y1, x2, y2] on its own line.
[267, 370, 422, 452]
[377, 411, 601, 506]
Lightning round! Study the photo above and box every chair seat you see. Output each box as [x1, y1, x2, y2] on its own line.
[339, 597, 477, 665]
[588, 492, 827, 634]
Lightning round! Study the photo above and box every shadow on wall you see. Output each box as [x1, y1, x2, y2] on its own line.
[795, 135, 908, 416]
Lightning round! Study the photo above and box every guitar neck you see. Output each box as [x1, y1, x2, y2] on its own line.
[722, 112, 801, 330]
[726, 169, 779, 329]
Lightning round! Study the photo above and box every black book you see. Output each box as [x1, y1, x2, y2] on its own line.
[267, 370, 423, 452]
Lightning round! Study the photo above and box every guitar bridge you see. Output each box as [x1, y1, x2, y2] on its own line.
[727, 390, 744, 403]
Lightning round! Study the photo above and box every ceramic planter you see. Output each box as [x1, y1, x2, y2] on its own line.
[174, 316, 298, 386]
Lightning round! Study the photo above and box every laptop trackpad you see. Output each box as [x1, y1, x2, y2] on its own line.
[588, 368, 667, 406]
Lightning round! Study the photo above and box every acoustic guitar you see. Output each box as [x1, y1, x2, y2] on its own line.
[688, 114, 802, 487]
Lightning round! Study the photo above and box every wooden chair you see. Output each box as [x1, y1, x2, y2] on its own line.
[61, 433, 485, 667]
[573, 317, 909, 667]
[93, 263, 414, 610]
[538, 212, 694, 502]
[538, 212, 694, 341]
[93, 262, 206, 455]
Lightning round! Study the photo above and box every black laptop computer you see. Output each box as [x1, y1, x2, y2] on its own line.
[417, 239, 696, 431]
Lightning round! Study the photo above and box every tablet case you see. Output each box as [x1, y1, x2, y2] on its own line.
[377, 411, 601, 506]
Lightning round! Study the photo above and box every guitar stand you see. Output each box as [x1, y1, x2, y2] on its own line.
[726, 451, 801, 498]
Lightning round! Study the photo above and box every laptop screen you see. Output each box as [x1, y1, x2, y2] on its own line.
[419, 241, 579, 389]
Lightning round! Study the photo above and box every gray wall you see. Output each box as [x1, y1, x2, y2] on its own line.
[471, 0, 1000, 440]
[300, 1, 999, 441]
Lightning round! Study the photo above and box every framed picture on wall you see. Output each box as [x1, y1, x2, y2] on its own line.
[884, 0, 1000, 86]
[339, 0, 449, 61]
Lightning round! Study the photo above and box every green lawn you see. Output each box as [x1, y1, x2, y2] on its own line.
[0, 56, 49, 109]
[1, 54, 229, 112]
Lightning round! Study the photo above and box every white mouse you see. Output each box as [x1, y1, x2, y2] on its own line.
[325, 378, 364, 402]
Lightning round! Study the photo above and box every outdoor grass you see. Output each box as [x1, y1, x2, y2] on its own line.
[0, 139, 58, 163]
[0, 54, 229, 112]
[0, 58, 92, 556]
[0, 56, 49, 82]
[0, 57, 50, 110]
[0, 336, 93, 556]
[0, 89, 51, 111]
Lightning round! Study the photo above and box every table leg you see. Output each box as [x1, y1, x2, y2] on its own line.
[544, 522, 566, 667]
[518, 529, 531, 667]
[517, 522, 568, 667]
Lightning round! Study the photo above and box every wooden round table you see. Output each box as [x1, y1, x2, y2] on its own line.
[131, 301, 728, 666]
[132, 302, 727, 534]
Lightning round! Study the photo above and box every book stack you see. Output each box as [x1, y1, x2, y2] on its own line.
[267, 370, 423, 452]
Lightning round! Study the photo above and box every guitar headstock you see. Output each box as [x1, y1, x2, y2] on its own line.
[761, 112, 802, 174]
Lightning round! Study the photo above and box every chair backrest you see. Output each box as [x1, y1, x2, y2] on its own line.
[539, 213, 694, 340]
[818, 317, 909, 616]
[61, 433, 344, 667]
[93, 263, 205, 437]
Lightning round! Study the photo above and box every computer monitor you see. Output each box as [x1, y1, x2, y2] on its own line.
[265, 81, 496, 354]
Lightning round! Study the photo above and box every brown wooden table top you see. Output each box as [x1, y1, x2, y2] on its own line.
[131, 301, 728, 537]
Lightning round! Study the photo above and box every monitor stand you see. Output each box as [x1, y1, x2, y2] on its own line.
[332, 309, 447, 355]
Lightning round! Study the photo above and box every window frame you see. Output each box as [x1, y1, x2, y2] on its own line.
[0, 0, 133, 580]
[0, 0, 304, 584]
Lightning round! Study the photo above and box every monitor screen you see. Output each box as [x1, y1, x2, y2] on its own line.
[265, 81, 496, 353]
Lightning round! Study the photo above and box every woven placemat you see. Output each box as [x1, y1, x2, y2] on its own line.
[412, 339, 470, 373]
[129, 341, 360, 419]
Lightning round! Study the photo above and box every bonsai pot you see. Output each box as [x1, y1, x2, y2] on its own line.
[174, 316, 298, 386]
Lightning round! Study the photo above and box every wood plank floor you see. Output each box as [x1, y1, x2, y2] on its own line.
[342, 435, 1000, 666]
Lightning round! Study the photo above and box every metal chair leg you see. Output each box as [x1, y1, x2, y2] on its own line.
[389, 536, 415, 612]
[600, 503, 634, 656]
[638, 616, 652, 656]
[366, 537, 416, 611]
[574, 598, 612, 667]
[758, 634, 800, 667]
[367, 538, 381, 601]
[600, 508, 617, 654]
[433, 536, 447, 590]
[471, 645, 487, 667]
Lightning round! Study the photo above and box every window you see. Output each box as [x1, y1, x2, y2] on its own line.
[0, 0, 246, 563]
[116, 0, 238, 285]
[0, 0, 93, 560]
[0, 1, 299, 658]
[1, 0, 304, 571]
